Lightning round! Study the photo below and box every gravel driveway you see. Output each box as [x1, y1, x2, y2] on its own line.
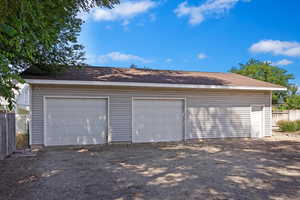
[1, 132, 300, 200]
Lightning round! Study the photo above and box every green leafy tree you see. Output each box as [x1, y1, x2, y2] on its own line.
[130, 64, 138, 69]
[0, 0, 119, 110]
[288, 84, 298, 96]
[230, 59, 294, 104]
[279, 85, 300, 110]
[283, 95, 300, 110]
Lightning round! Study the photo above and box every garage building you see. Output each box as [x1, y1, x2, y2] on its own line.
[22, 66, 285, 146]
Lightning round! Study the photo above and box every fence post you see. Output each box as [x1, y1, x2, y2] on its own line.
[0, 114, 2, 160]
[0, 113, 7, 160]
[6, 113, 9, 157]
[0, 112, 16, 160]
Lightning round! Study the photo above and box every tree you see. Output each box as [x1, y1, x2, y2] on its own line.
[0, 0, 119, 110]
[288, 84, 298, 96]
[282, 95, 300, 110]
[230, 59, 294, 104]
[130, 64, 138, 69]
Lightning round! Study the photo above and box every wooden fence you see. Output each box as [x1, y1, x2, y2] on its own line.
[273, 110, 300, 128]
[0, 112, 16, 160]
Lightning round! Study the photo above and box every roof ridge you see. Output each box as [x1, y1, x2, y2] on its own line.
[85, 65, 231, 74]
[22, 65, 286, 90]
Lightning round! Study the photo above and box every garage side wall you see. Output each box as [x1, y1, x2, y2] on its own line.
[30, 85, 272, 145]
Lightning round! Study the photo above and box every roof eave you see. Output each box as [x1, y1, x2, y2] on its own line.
[24, 79, 287, 91]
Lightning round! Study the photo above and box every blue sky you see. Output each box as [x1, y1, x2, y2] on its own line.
[79, 0, 300, 84]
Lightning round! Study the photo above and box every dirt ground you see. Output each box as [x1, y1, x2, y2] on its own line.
[0, 132, 300, 200]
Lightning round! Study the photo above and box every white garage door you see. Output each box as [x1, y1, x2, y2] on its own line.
[132, 99, 184, 143]
[188, 106, 251, 138]
[45, 97, 107, 146]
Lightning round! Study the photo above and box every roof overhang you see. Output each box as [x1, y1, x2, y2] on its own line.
[25, 79, 287, 91]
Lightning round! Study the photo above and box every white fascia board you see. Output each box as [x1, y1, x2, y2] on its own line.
[24, 79, 287, 91]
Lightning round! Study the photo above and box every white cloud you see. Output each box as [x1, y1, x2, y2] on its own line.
[197, 53, 207, 59]
[91, 0, 156, 25]
[165, 58, 173, 62]
[98, 52, 151, 63]
[272, 59, 293, 66]
[174, 0, 250, 25]
[250, 40, 300, 57]
[85, 54, 98, 64]
[77, 11, 89, 21]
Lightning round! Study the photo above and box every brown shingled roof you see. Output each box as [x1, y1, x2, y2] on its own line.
[22, 66, 285, 89]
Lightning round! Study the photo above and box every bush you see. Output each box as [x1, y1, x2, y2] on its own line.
[295, 120, 300, 129]
[277, 120, 300, 132]
[16, 134, 29, 149]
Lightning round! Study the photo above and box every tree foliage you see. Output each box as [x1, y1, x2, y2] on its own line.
[0, 0, 119, 110]
[283, 95, 300, 110]
[230, 59, 294, 104]
[288, 84, 298, 96]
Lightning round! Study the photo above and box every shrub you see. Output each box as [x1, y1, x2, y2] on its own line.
[295, 120, 300, 130]
[277, 120, 299, 132]
[16, 134, 29, 149]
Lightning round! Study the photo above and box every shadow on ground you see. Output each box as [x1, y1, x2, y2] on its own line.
[0, 133, 299, 200]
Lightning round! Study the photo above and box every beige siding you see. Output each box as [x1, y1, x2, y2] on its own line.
[30, 85, 272, 145]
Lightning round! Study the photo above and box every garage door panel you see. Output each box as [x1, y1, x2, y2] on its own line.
[133, 99, 184, 143]
[188, 106, 251, 139]
[45, 135, 105, 146]
[45, 98, 107, 146]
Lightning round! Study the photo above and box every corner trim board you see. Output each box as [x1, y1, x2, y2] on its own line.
[29, 85, 32, 146]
